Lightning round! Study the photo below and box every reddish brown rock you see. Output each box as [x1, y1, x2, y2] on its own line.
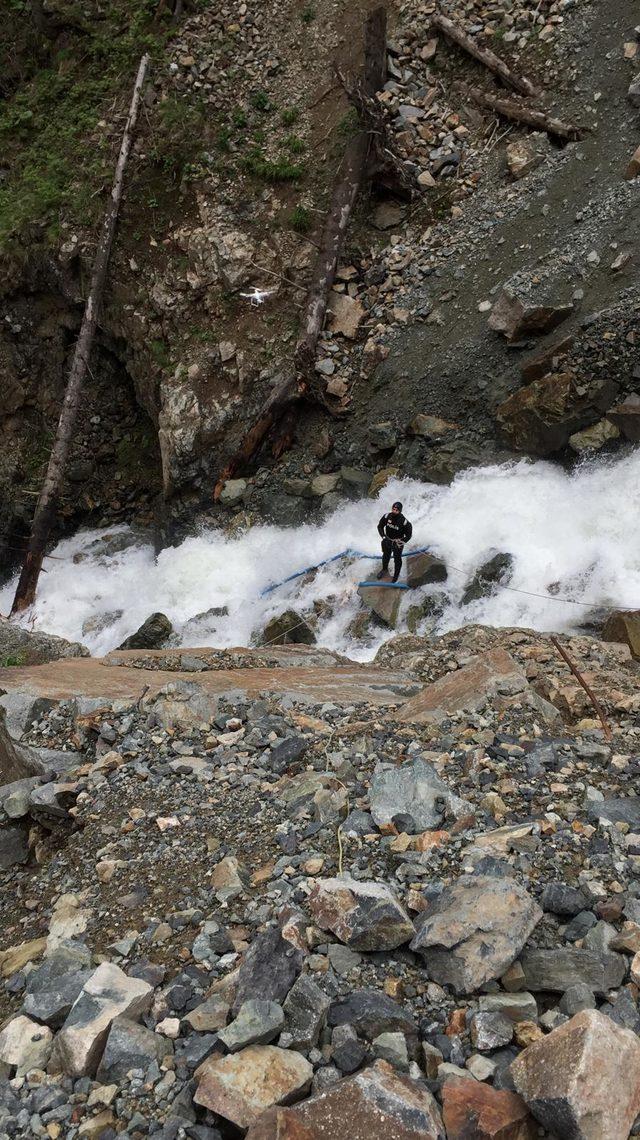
[194, 1045, 312, 1129]
[607, 394, 640, 441]
[395, 648, 526, 726]
[244, 1061, 444, 1140]
[308, 877, 415, 951]
[488, 289, 573, 341]
[520, 335, 574, 383]
[511, 1009, 640, 1140]
[442, 1076, 536, 1140]
[496, 371, 619, 456]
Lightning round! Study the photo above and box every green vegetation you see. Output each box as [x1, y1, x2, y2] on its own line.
[0, 0, 171, 250]
[250, 89, 272, 113]
[281, 108, 299, 127]
[301, 6, 316, 23]
[290, 204, 312, 233]
[243, 148, 304, 182]
[0, 654, 26, 668]
[149, 94, 206, 177]
[285, 134, 305, 155]
[149, 338, 171, 369]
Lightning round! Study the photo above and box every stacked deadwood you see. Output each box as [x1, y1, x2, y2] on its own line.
[213, 6, 388, 499]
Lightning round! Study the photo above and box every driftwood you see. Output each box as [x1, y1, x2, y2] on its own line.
[213, 7, 387, 497]
[432, 13, 537, 98]
[469, 87, 583, 141]
[11, 54, 150, 615]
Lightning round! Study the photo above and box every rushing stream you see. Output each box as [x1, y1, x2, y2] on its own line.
[2, 452, 639, 661]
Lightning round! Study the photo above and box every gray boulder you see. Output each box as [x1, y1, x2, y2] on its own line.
[410, 875, 542, 994]
[97, 1016, 170, 1082]
[588, 798, 640, 828]
[0, 618, 88, 666]
[0, 825, 29, 869]
[519, 948, 626, 995]
[328, 990, 417, 1042]
[461, 553, 514, 605]
[23, 946, 92, 1029]
[218, 1001, 284, 1052]
[260, 610, 316, 647]
[369, 757, 469, 833]
[283, 975, 330, 1051]
[118, 612, 173, 650]
[232, 926, 303, 1015]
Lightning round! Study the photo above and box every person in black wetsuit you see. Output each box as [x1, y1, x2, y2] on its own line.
[377, 501, 413, 583]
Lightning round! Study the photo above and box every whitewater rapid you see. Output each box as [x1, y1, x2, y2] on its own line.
[2, 452, 639, 661]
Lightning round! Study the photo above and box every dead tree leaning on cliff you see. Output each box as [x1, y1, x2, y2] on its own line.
[213, 6, 388, 498]
[11, 54, 150, 615]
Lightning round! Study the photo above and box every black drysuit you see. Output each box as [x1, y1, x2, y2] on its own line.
[377, 511, 413, 581]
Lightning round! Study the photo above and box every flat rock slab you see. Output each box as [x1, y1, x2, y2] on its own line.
[512, 1009, 640, 1140]
[0, 656, 421, 710]
[308, 877, 415, 951]
[244, 1060, 444, 1140]
[194, 1044, 313, 1129]
[394, 648, 527, 724]
[410, 874, 542, 994]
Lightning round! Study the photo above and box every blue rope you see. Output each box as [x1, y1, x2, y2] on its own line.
[260, 546, 433, 597]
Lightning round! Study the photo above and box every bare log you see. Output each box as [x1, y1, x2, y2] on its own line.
[11, 54, 150, 615]
[469, 87, 583, 141]
[213, 7, 387, 497]
[432, 12, 537, 98]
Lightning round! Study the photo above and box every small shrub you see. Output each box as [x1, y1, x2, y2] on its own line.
[301, 5, 316, 23]
[250, 90, 272, 112]
[281, 108, 299, 127]
[244, 148, 304, 182]
[290, 204, 311, 233]
[285, 134, 305, 155]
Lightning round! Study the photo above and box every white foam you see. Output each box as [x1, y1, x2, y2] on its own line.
[2, 450, 639, 660]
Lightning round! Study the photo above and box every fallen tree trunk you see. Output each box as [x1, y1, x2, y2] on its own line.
[469, 87, 584, 141]
[213, 7, 387, 497]
[11, 54, 150, 615]
[432, 13, 537, 98]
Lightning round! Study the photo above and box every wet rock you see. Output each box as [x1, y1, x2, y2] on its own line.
[496, 372, 618, 457]
[519, 947, 626, 995]
[218, 1001, 285, 1052]
[404, 551, 448, 588]
[607, 394, 640, 441]
[442, 1076, 536, 1140]
[339, 467, 373, 500]
[244, 1061, 444, 1140]
[488, 289, 573, 342]
[357, 584, 402, 628]
[118, 612, 173, 650]
[261, 610, 316, 646]
[0, 1014, 53, 1078]
[308, 877, 415, 951]
[328, 989, 417, 1042]
[569, 418, 619, 453]
[219, 478, 247, 506]
[283, 975, 330, 1051]
[601, 610, 640, 660]
[96, 1016, 169, 1082]
[49, 962, 153, 1077]
[233, 926, 303, 1014]
[410, 875, 542, 994]
[369, 757, 468, 832]
[461, 553, 514, 605]
[0, 617, 88, 666]
[194, 1045, 313, 1129]
[512, 1009, 640, 1139]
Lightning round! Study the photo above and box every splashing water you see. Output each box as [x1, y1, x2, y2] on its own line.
[2, 452, 639, 661]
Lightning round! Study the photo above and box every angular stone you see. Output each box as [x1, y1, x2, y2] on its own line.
[512, 1009, 640, 1139]
[404, 552, 448, 588]
[0, 1014, 53, 1078]
[0, 776, 39, 819]
[211, 855, 248, 903]
[23, 945, 92, 1028]
[442, 1076, 536, 1140]
[244, 1061, 444, 1140]
[310, 473, 339, 497]
[0, 936, 47, 980]
[470, 1012, 513, 1051]
[219, 478, 247, 506]
[0, 824, 29, 869]
[569, 418, 619, 452]
[283, 975, 330, 1051]
[309, 877, 414, 951]
[218, 1001, 285, 1052]
[496, 371, 618, 457]
[194, 1045, 313, 1129]
[327, 293, 365, 339]
[541, 882, 589, 917]
[49, 963, 153, 1077]
[96, 1016, 169, 1082]
[396, 649, 528, 726]
[488, 289, 573, 341]
[357, 584, 401, 629]
[478, 993, 538, 1024]
[233, 926, 303, 1014]
[505, 137, 545, 181]
[559, 984, 596, 1017]
[118, 612, 172, 650]
[370, 758, 468, 832]
[410, 875, 542, 994]
[601, 611, 640, 660]
[328, 990, 416, 1042]
[607, 394, 640, 441]
[519, 948, 625, 995]
[184, 995, 230, 1033]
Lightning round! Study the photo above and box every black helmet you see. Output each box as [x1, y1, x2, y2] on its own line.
[392, 501, 403, 511]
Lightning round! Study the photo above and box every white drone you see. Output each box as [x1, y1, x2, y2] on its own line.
[239, 286, 276, 307]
